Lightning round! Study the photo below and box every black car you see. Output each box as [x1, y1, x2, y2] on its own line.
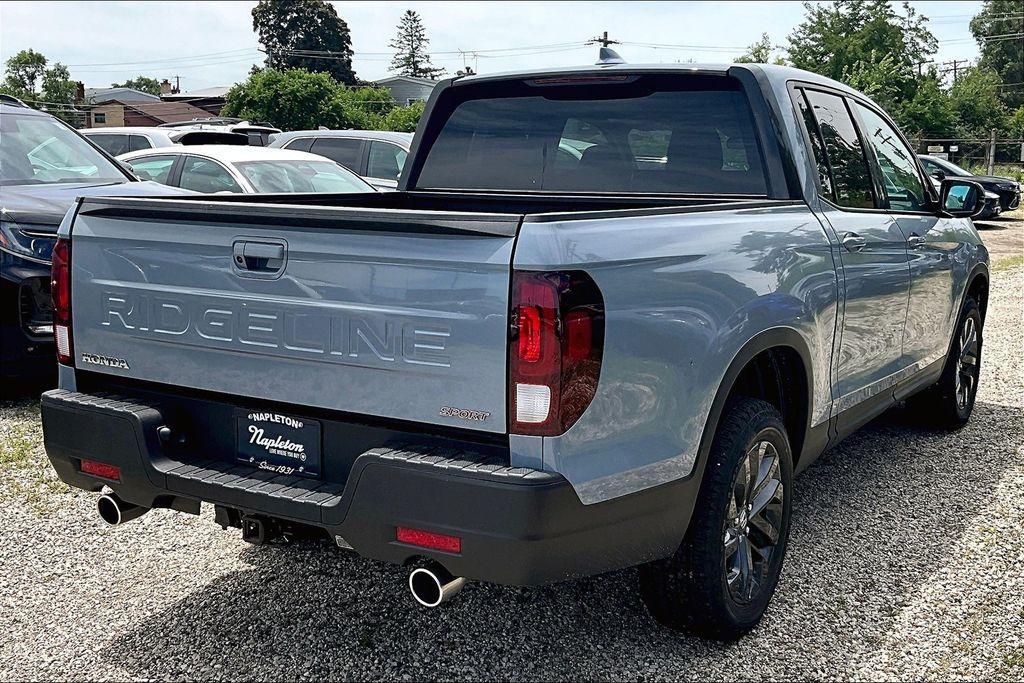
[0, 96, 189, 386]
[919, 154, 1021, 216]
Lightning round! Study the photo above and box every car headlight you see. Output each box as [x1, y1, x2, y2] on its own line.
[997, 182, 1018, 191]
[0, 220, 56, 262]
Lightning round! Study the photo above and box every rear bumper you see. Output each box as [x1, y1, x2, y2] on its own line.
[41, 389, 688, 586]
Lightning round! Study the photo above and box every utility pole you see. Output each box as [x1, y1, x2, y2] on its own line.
[588, 31, 619, 48]
[173, 75, 181, 94]
[987, 128, 996, 176]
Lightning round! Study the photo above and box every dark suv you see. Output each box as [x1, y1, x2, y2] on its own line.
[919, 154, 1021, 215]
[0, 97, 188, 387]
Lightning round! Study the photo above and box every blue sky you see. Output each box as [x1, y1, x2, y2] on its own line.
[0, 1, 984, 92]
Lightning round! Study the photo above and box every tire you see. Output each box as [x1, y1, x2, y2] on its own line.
[639, 397, 793, 640]
[907, 295, 982, 429]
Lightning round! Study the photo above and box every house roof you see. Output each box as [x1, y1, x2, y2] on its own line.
[161, 86, 232, 100]
[85, 87, 161, 105]
[372, 75, 438, 86]
[124, 100, 212, 123]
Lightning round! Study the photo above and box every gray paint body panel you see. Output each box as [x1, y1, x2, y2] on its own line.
[514, 204, 839, 503]
[70, 203, 516, 432]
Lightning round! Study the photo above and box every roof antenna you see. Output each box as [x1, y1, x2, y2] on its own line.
[589, 32, 624, 64]
[597, 47, 626, 65]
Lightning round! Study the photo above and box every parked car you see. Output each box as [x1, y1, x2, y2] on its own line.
[269, 130, 412, 190]
[41, 64, 988, 641]
[919, 154, 1021, 216]
[158, 118, 282, 146]
[119, 145, 375, 194]
[0, 96, 190, 385]
[82, 126, 248, 156]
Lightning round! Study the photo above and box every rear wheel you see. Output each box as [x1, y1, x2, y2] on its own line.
[908, 296, 981, 429]
[639, 397, 793, 640]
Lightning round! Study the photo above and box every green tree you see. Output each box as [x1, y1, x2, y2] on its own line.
[389, 10, 445, 79]
[735, 33, 785, 65]
[949, 66, 1010, 136]
[842, 51, 912, 115]
[252, 0, 356, 85]
[970, 0, 1024, 110]
[380, 100, 424, 132]
[787, 1, 936, 87]
[40, 62, 79, 122]
[2, 48, 47, 97]
[222, 68, 393, 131]
[111, 76, 163, 96]
[898, 73, 957, 138]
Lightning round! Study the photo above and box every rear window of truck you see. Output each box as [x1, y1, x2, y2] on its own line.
[415, 74, 768, 196]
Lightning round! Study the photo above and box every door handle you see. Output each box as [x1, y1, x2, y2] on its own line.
[232, 240, 287, 277]
[841, 232, 866, 252]
[907, 234, 926, 248]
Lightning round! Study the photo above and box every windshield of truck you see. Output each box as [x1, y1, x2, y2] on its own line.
[415, 74, 768, 195]
[0, 110, 127, 186]
[235, 160, 373, 193]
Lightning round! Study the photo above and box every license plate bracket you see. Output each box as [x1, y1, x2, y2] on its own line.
[236, 409, 321, 478]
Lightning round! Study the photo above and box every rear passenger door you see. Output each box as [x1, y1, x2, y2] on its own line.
[796, 87, 911, 415]
[850, 101, 955, 372]
[365, 141, 407, 188]
[309, 137, 364, 174]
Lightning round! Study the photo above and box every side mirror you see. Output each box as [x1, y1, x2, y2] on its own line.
[117, 160, 137, 177]
[930, 170, 945, 180]
[939, 179, 984, 218]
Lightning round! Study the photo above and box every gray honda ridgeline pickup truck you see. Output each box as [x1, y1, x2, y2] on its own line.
[42, 63, 988, 639]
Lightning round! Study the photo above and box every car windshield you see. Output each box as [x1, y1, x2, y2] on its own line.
[415, 74, 768, 195]
[235, 159, 372, 193]
[0, 110, 126, 186]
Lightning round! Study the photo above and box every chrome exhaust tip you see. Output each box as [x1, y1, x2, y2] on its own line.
[408, 562, 466, 608]
[97, 493, 148, 526]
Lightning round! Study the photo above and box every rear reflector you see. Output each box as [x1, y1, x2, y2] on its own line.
[80, 459, 121, 482]
[396, 526, 462, 554]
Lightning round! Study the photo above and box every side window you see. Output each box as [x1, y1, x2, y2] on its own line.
[128, 135, 151, 152]
[310, 137, 363, 171]
[128, 155, 176, 184]
[284, 137, 314, 153]
[89, 134, 129, 157]
[853, 102, 926, 212]
[179, 156, 243, 193]
[794, 89, 834, 200]
[366, 141, 407, 180]
[804, 90, 875, 209]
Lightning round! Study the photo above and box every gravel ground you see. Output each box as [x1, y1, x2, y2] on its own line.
[1, 264, 1022, 681]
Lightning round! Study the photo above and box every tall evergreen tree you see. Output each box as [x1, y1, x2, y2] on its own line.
[252, 0, 356, 85]
[389, 10, 445, 79]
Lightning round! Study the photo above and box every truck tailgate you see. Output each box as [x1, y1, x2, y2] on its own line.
[68, 197, 520, 433]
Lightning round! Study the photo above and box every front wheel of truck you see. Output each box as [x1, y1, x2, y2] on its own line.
[639, 397, 793, 640]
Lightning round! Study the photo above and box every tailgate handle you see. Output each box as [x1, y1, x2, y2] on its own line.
[233, 240, 286, 276]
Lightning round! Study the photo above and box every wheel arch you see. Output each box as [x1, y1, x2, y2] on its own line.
[693, 328, 816, 484]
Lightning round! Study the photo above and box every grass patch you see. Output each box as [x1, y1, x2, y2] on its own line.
[992, 254, 1024, 273]
[0, 400, 71, 512]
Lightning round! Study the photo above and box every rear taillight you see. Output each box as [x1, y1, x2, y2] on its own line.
[509, 270, 604, 436]
[51, 237, 72, 365]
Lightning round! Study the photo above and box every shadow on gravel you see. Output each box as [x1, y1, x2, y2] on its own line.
[102, 400, 1023, 680]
